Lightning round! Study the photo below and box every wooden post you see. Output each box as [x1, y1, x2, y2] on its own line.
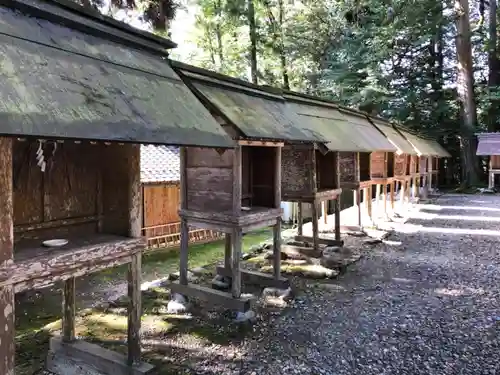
[334, 151, 341, 242]
[231, 228, 242, 298]
[355, 189, 362, 228]
[489, 159, 494, 189]
[367, 185, 373, 223]
[62, 278, 76, 342]
[382, 183, 387, 218]
[0, 137, 15, 375]
[273, 146, 282, 279]
[224, 234, 231, 270]
[375, 184, 381, 218]
[390, 181, 395, 211]
[273, 220, 281, 280]
[311, 201, 319, 252]
[322, 201, 328, 224]
[127, 252, 141, 365]
[399, 180, 405, 211]
[127, 143, 142, 365]
[297, 202, 303, 235]
[179, 147, 189, 285]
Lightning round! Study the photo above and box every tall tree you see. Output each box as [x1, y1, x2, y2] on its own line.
[455, 0, 481, 185]
[247, 0, 258, 83]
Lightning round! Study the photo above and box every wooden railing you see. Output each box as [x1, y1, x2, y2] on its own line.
[142, 222, 224, 250]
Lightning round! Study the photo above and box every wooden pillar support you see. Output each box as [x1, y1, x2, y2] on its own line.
[311, 201, 319, 253]
[322, 201, 328, 225]
[355, 189, 362, 228]
[390, 181, 395, 211]
[127, 252, 141, 365]
[375, 184, 381, 218]
[224, 233, 231, 270]
[382, 183, 387, 218]
[231, 228, 243, 299]
[399, 180, 405, 212]
[367, 186, 373, 223]
[62, 278, 76, 342]
[334, 151, 341, 241]
[273, 220, 281, 280]
[127, 143, 143, 366]
[0, 137, 14, 375]
[297, 202, 303, 235]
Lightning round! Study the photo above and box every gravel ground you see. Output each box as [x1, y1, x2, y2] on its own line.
[37, 194, 500, 375]
[167, 193, 500, 375]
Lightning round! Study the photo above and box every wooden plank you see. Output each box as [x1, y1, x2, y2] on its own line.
[62, 277, 76, 342]
[294, 235, 344, 247]
[216, 267, 289, 289]
[0, 137, 14, 375]
[180, 147, 188, 209]
[169, 281, 253, 312]
[238, 140, 284, 147]
[127, 252, 141, 365]
[224, 233, 231, 270]
[14, 215, 100, 233]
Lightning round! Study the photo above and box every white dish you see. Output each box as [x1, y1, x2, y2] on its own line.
[241, 206, 251, 211]
[42, 239, 69, 247]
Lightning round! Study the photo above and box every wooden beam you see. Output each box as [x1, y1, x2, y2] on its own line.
[0, 137, 14, 375]
[169, 281, 253, 312]
[216, 267, 289, 289]
[297, 202, 303, 236]
[294, 235, 344, 247]
[273, 219, 281, 280]
[238, 140, 284, 147]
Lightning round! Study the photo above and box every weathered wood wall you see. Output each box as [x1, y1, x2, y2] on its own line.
[410, 155, 417, 174]
[185, 147, 233, 212]
[339, 152, 357, 183]
[370, 151, 386, 178]
[419, 156, 428, 173]
[316, 151, 336, 190]
[13, 141, 133, 242]
[281, 146, 313, 196]
[394, 154, 407, 177]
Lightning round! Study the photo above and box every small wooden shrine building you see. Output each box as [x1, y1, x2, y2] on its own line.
[476, 132, 500, 188]
[394, 127, 441, 199]
[283, 94, 397, 230]
[425, 138, 451, 191]
[171, 62, 317, 312]
[368, 119, 418, 212]
[0, 0, 235, 374]
[333, 108, 398, 226]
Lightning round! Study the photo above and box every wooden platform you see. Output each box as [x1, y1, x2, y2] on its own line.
[6, 235, 145, 293]
[169, 281, 254, 312]
[216, 267, 290, 289]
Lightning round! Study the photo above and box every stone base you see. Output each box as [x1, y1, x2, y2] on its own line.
[46, 337, 155, 375]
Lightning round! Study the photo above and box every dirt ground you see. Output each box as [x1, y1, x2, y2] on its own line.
[18, 193, 500, 375]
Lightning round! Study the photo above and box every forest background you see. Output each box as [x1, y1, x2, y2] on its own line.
[75, 0, 496, 187]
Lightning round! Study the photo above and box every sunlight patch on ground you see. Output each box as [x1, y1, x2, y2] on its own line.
[418, 204, 500, 212]
[411, 212, 500, 222]
[392, 224, 500, 237]
[435, 286, 486, 297]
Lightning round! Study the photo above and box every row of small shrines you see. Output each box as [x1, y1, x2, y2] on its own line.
[0, 0, 450, 374]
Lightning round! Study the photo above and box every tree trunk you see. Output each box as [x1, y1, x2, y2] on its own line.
[454, 0, 480, 186]
[277, 0, 289, 90]
[248, 0, 258, 84]
[215, 0, 224, 69]
[487, 0, 500, 132]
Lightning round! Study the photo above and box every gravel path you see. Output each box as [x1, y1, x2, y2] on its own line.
[177, 193, 500, 375]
